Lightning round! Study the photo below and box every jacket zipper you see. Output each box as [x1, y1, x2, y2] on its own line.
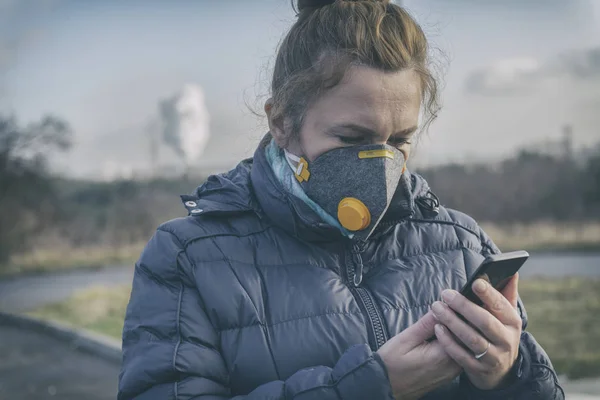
[345, 243, 388, 350]
[342, 190, 440, 349]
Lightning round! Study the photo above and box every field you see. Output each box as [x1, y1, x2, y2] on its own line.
[4, 222, 599, 277]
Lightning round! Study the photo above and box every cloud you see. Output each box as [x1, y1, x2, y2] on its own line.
[465, 46, 600, 96]
[552, 47, 600, 79]
[465, 58, 542, 96]
[419, 43, 600, 168]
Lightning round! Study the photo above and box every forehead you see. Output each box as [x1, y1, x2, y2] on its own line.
[307, 66, 422, 131]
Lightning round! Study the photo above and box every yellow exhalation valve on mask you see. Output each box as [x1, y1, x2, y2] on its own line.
[337, 198, 371, 231]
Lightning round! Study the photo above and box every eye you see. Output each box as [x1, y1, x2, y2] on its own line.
[338, 136, 366, 145]
[387, 137, 412, 148]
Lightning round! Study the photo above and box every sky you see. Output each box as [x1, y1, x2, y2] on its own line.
[2, 0, 600, 179]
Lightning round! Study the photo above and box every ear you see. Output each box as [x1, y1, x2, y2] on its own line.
[264, 98, 289, 148]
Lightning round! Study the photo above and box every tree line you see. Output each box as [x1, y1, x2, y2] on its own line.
[417, 147, 600, 223]
[1, 113, 599, 266]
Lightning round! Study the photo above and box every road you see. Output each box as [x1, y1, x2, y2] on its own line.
[0, 323, 119, 400]
[0, 265, 133, 313]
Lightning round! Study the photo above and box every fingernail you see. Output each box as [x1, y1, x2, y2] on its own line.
[435, 324, 444, 334]
[473, 279, 487, 293]
[441, 289, 456, 303]
[431, 301, 445, 317]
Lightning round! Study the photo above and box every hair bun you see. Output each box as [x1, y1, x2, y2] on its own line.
[296, 0, 336, 12]
[296, 0, 391, 13]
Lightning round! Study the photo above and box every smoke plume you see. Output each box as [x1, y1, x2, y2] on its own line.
[159, 83, 211, 168]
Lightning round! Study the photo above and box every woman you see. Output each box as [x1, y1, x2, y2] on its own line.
[118, 1, 564, 399]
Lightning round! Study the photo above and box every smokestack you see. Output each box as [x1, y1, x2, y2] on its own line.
[562, 124, 573, 160]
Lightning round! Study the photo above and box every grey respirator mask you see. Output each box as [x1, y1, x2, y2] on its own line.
[285, 144, 408, 241]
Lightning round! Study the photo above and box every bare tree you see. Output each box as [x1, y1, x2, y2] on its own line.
[0, 114, 71, 266]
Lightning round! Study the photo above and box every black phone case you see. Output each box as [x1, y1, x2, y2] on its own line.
[458, 250, 529, 306]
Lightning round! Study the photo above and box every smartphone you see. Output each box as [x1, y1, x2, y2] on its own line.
[459, 250, 529, 306]
[425, 250, 529, 342]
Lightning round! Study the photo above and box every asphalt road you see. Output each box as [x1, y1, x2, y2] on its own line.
[0, 265, 133, 313]
[0, 323, 119, 400]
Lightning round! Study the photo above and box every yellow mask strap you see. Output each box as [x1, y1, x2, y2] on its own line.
[294, 157, 311, 183]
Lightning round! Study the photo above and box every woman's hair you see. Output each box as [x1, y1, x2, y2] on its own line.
[270, 0, 440, 141]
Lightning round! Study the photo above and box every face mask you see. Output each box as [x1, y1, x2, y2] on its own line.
[285, 144, 407, 241]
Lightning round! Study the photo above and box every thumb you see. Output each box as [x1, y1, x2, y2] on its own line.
[501, 272, 519, 308]
[396, 311, 438, 352]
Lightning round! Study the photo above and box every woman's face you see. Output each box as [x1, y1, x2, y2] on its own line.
[270, 65, 422, 162]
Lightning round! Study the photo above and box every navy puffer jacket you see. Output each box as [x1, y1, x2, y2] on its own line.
[118, 137, 564, 399]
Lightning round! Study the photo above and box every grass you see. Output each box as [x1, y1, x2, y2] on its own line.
[1, 243, 144, 277]
[519, 278, 600, 379]
[28, 285, 132, 340]
[28, 278, 600, 380]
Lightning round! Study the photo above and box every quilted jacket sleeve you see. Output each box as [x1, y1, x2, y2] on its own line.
[457, 228, 565, 400]
[117, 227, 394, 400]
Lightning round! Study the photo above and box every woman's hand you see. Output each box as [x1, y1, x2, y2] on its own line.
[431, 273, 522, 390]
[377, 311, 462, 400]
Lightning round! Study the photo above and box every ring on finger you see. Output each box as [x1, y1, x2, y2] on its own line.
[474, 341, 490, 360]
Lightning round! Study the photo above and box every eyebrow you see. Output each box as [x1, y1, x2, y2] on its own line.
[327, 123, 418, 138]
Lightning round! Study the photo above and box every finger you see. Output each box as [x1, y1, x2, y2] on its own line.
[431, 301, 492, 356]
[440, 290, 508, 344]
[471, 279, 521, 327]
[397, 310, 438, 351]
[500, 273, 519, 309]
[434, 324, 484, 372]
